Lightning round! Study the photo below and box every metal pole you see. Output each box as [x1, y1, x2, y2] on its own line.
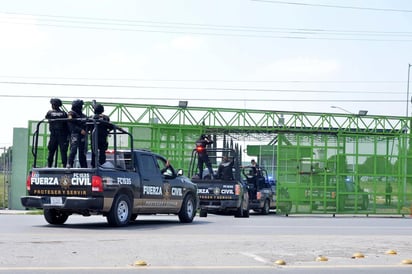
[405, 64, 411, 208]
[1, 147, 5, 208]
[330, 105, 353, 115]
[407, 64, 411, 117]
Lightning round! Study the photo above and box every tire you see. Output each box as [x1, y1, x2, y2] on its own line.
[179, 194, 196, 223]
[107, 194, 132, 227]
[199, 209, 208, 217]
[43, 209, 69, 225]
[261, 200, 270, 215]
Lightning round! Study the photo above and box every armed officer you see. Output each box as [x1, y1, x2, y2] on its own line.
[195, 134, 214, 179]
[217, 156, 234, 180]
[45, 98, 69, 167]
[67, 99, 87, 168]
[90, 104, 113, 167]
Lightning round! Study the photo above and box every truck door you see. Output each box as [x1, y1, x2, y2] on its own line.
[138, 153, 163, 205]
[155, 157, 184, 211]
[137, 153, 177, 211]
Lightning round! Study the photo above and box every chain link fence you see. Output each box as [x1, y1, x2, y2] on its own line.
[1, 147, 12, 209]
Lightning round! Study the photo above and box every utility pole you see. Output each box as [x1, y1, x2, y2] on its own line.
[407, 64, 411, 117]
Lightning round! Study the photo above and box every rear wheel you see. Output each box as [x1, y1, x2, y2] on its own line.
[44, 209, 69, 225]
[107, 194, 131, 227]
[178, 194, 196, 223]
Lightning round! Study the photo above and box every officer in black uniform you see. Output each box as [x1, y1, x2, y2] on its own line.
[45, 98, 69, 167]
[90, 104, 113, 168]
[67, 99, 87, 168]
[195, 134, 214, 179]
[217, 156, 234, 180]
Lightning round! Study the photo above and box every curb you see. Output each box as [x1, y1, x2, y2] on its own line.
[0, 209, 33, 215]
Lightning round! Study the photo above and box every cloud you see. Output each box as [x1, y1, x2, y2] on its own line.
[0, 13, 48, 50]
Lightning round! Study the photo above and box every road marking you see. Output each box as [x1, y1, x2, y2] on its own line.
[240, 251, 270, 263]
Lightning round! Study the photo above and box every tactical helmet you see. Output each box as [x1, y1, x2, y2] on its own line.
[72, 99, 84, 108]
[50, 98, 62, 107]
[94, 104, 104, 114]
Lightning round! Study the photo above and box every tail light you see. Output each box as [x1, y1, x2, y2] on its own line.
[26, 174, 32, 191]
[235, 184, 241, 195]
[196, 146, 204, 153]
[257, 191, 262, 200]
[92, 176, 103, 192]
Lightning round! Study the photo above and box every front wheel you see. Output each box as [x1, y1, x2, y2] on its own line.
[179, 194, 196, 223]
[107, 194, 132, 227]
[44, 209, 69, 225]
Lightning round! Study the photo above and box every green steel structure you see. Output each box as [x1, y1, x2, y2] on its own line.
[27, 101, 412, 216]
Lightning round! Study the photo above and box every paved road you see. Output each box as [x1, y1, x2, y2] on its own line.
[0, 212, 411, 273]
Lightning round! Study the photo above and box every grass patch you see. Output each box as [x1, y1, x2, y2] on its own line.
[24, 209, 43, 215]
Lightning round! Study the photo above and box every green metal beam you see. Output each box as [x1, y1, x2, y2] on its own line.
[61, 101, 410, 135]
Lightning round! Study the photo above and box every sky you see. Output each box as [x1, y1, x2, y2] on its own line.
[1, 0, 412, 147]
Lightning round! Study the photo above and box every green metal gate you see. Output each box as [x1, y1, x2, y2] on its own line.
[276, 132, 411, 215]
[25, 102, 412, 216]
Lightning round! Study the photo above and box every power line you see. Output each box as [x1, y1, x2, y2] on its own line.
[0, 75, 405, 84]
[1, 11, 412, 42]
[3, 15, 412, 37]
[3, 11, 412, 35]
[0, 94, 405, 103]
[252, 0, 412, 13]
[4, 20, 410, 42]
[0, 81, 405, 94]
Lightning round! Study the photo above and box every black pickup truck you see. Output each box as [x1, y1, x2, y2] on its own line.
[242, 166, 276, 215]
[188, 147, 249, 218]
[21, 119, 199, 226]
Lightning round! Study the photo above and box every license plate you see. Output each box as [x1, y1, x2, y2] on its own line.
[50, 197, 63, 205]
